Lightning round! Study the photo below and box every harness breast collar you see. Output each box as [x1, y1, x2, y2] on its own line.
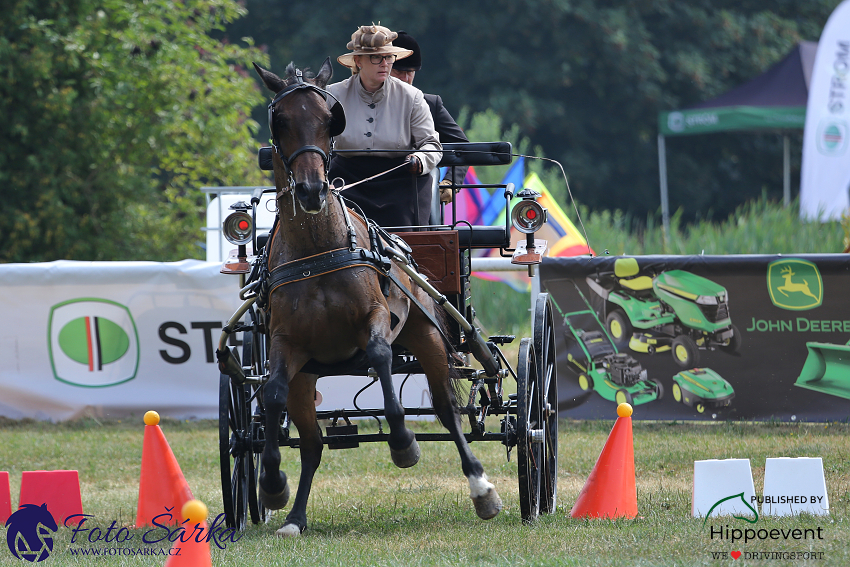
[262, 191, 387, 297]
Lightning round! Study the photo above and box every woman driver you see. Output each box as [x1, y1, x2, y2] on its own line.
[327, 24, 442, 228]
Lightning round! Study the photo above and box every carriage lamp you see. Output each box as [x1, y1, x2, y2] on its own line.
[511, 191, 547, 234]
[510, 189, 548, 269]
[222, 202, 254, 246]
[220, 201, 253, 278]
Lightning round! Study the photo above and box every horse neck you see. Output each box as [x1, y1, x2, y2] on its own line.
[273, 192, 351, 260]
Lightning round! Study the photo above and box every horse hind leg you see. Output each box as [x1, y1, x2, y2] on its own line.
[406, 330, 502, 520]
[366, 334, 420, 468]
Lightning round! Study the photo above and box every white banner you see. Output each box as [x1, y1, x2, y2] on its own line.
[0, 261, 428, 421]
[800, 0, 850, 221]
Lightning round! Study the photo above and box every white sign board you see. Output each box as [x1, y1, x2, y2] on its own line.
[0, 260, 429, 421]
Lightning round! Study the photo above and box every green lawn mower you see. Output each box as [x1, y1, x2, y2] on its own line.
[560, 287, 663, 406]
[671, 367, 735, 414]
[586, 257, 741, 368]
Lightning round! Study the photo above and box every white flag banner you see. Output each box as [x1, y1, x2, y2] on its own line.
[800, 0, 850, 221]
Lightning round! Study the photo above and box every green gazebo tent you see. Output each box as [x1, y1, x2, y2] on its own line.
[656, 42, 817, 235]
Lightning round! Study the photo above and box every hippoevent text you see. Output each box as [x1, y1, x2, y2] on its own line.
[710, 525, 824, 544]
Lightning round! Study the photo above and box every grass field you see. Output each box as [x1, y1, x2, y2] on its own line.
[1, 417, 848, 566]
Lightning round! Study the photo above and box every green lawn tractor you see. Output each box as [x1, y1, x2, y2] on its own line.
[562, 305, 663, 407]
[586, 257, 741, 368]
[671, 367, 735, 414]
[794, 339, 850, 400]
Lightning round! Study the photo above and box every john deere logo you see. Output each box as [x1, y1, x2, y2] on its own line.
[816, 120, 848, 156]
[767, 260, 823, 311]
[48, 299, 139, 387]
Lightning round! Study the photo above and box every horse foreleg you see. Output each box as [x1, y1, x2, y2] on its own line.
[276, 373, 322, 537]
[259, 343, 291, 512]
[413, 334, 502, 520]
[366, 334, 419, 468]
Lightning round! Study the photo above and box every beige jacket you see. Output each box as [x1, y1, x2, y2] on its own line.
[327, 75, 442, 173]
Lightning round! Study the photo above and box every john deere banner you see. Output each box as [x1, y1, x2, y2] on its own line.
[541, 254, 850, 421]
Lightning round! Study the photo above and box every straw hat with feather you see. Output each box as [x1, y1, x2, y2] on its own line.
[337, 24, 413, 70]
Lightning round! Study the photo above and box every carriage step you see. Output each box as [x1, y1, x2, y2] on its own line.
[488, 335, 516, 345]
[326, 423, 359, 450]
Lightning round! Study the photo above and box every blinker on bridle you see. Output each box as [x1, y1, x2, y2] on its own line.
[267, 68, 346, 186]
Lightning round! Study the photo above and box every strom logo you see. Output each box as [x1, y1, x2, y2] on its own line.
[5, 504, 58, 562]
[816, 120, 848, 156]
[766, 259, 823, 311]
[667, 111, 685, 133]
[48, 299, 139, 387]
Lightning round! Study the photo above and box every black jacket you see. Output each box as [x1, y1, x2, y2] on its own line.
[424, 93, 468, 186]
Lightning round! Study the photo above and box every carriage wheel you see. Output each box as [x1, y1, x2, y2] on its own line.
[516, 337, 543, 523]
[239, 319, 268, 525]
[533, 293, 558, 515]
[219, 372, 255, 530]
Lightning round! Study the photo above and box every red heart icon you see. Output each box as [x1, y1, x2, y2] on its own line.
[731, 551, 742, 560]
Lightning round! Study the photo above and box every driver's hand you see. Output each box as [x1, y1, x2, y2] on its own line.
[404, 154, 422, 175]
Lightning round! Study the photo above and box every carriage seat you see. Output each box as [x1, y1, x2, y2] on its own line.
[614, 258, 653, 292]
[453, 225, 510, 249]
[258, 141, 513, 171]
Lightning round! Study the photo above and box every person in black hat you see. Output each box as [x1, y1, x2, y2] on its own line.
[391, 31, 469, 203]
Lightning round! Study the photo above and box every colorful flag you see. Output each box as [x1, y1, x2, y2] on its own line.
[448, 166, 492, 225]
[472, 165, 594, 291]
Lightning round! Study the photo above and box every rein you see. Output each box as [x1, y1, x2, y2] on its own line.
[331, 162, 408, 192]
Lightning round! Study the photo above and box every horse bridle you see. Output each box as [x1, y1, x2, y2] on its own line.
[266, 68, 346, 185]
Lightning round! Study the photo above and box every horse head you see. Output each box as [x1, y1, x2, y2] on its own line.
[254, 59, 345, 213]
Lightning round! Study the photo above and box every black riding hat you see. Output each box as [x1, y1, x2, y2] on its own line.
[392, 31, 421, 71]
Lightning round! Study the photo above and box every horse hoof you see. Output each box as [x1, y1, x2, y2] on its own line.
[469, 475, 502, 520]
[390, 438, 420, 468]
[275, 523, 302, 538]
[259, 480, 290, 510]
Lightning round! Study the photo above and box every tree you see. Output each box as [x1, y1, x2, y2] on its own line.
[0, 0, 269, 262]
[224, 0, 840, 222]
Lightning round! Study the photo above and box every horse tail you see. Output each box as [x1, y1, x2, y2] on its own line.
[431, 299, 468, 420]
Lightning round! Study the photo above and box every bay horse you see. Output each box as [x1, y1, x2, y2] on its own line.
[252, 59, 502, 537]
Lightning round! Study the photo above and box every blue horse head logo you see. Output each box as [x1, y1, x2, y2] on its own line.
[5, 504, 58, 562]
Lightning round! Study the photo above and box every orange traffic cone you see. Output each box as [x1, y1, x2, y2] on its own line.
[570, 403, 638, 519]
[163, 500, 212, 567]
[136, 411, 194, 528]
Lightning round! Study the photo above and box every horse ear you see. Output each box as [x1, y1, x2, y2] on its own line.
[253, 62, 286, 93]
[315, 57, 333, 88]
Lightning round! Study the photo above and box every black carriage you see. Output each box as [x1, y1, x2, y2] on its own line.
[215, 141, 558, 529]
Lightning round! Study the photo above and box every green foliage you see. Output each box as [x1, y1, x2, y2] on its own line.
[0, 0, 269, 262]
[582, 195, 845, 256]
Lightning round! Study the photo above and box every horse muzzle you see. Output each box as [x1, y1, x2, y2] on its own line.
[293, 180, 329, 214]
